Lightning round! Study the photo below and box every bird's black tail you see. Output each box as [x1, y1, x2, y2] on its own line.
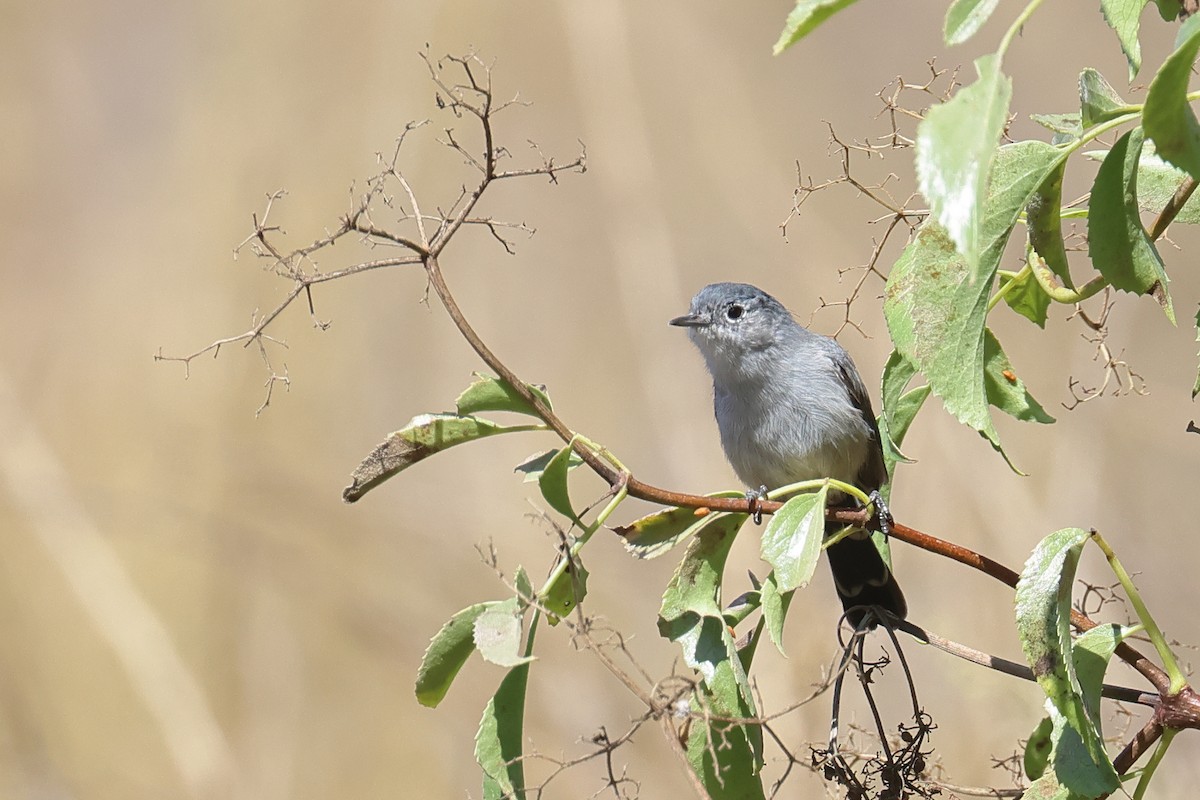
[825, 525, 906, 628]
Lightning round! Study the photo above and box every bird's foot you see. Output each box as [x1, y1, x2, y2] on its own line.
[868, 489, 892, 537]
[746, 486, 768, 525]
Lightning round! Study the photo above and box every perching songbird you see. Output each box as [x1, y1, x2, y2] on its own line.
[670, 282, 906, 626]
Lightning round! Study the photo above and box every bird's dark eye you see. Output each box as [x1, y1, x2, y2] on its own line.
[726, 304, 744, 320]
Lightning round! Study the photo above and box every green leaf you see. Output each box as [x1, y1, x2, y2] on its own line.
[660, 514, 747, 625]
[759, 487, 828, 593]
[415, 602, 496, 707]
[1031, 113, 1082, 140]
[1046, 703, 1119, 797]
[999, 268, 1051, 327]
[1025, 716, 1054, 781]
[1015, 528, 1117, 793]
[513, 448, 583, 482]
[615, 492, 745, 559]
[474, 597, 534, 668]
[773, 0, 860, 54]
[879, 350, 931, 481]
[1087, 142, 1200, 223]
[1073, 623, 1135, 729]
[760, 573, 794, 656]
[1026, 158, 1075, 289]
[983, 329, 1055, 424]
[343, 414, 540, 502]
[943, 0, 1001, 45]
[685, 695, 767, 799]
[1022, 770, 1074, 800]
[456, 372, 552, 417]
[1088, 128, 1175, 323]
[476, 626, 535, 800]
[983, 141, 1069, 268]
[1079, 68, 1130, 128]
[1194, 306, 1200, 398]
[1154, 0, 1183, 21]
[916, 54, 1012, 273]
[1099, 0, 1145, 78]
[1144, 14, 1200, 180]
[539, 555, 588, 623]
[538, 445, 579, 521]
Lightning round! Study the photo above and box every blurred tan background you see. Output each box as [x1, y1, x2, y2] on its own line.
[2, 1, 1199, 798]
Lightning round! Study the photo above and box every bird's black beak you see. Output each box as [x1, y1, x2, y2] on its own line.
[669, 313, 708, 328]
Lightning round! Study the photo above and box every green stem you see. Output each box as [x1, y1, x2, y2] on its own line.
[536, 478, 628, 600]
[767, 478, 868, 507]
[997, 0, 1047, 60]
[1029, 249, 1107, 303]
[987, 264, 1032, 311]
[1132, 727, 1176, 800]
[1091, 531, 1188, 693]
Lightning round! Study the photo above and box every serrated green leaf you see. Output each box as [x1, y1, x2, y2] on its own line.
[916, 54, 1012, 273]
[984, 328, 1055, 423]
[1016, 528, 1089, 715]
[343, 414, 540, 502]
[1015, 528, 1116, 792]
[538, 445, 579, 521]
[476, 623, 536, 800]
[1080, 68, 1130, 128]
[415, 601, 496, 707]
[1031, 113, 1083, 140]
[1025, 715, 1054, 780]
[1144, 14, 1200, 179]
[1022, 770, 1074, 800]
[514, 566, 532, 611]
[616, 492, 745, 559]
[1088, 128, 1175, 323]
[1087, 143, 1200, 223]
[474, 597, 534, 668]
[943, 0, 1001, 45]
[1046, 702, 1119, 797]
[760, 487, 828, 593]
[513, 448, 583, 482]
[760, 573, 794, 656]
[879, 350, 931, 481]
[999, 269, 1051, 327]
[685, 697, 767, 799]
[773, 0, 860, 54]
[539, 555, 588, 623]
[1099, 0, 1144, 79]
[456, 372, 552, 417]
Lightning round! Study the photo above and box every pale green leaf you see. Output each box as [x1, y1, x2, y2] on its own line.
[1031, 113, 1082, 140]
[1087, 128, 1175, 323]
[513, 448, 583, 482]
[1022, 770, 1073, 800]
[944, 0, 1001, 45]
[916, 54, 1012, 273]
[1073, 623, 1135, 730]
[456, 372, 553, 417]
[343, 413, 540, 502]
[999, 268, 1051, 327]
[659, 514, 746, 624]
[1079, 68, 1130, 128]
[773, 0, 860, 54]
[1099, 0, 1145, 79]
[760, 573, 794, 656]
[415, 601, 496, 707]
[1087, 143, 1200, 223]
[1046, 702, 1119, 797]
[759, 487, 828, 593]
[1144, 14, 1200, 179]
[474, 597, 534, 668]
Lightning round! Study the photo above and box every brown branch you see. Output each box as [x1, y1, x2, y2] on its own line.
[1150, 175, 1199, 241]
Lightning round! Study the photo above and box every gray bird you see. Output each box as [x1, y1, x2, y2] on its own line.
[670, 282, 906, 626]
